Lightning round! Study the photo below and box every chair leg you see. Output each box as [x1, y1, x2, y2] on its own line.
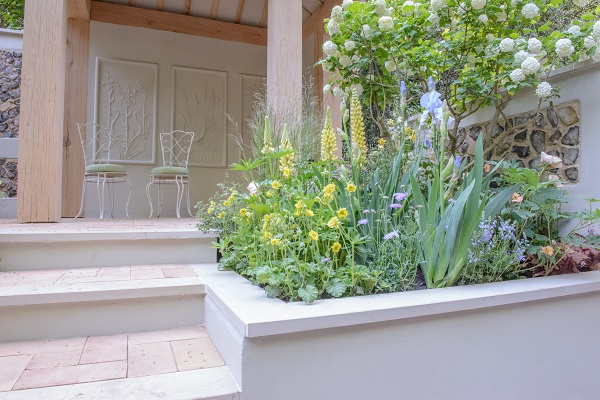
[175, 176, 183, 219]
[185, 182, 193, 218]
[107, 181, 115, 219]
[96, 176, 104, 220]
[146, 179, 154, 218]
[74, 179, 87, 219]
[157, 182, 163, 218]
[125, 179, 133, 219]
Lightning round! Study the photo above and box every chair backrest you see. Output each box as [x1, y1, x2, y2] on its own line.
[77, 122, 117, 167]
[159, 131, 195, 168]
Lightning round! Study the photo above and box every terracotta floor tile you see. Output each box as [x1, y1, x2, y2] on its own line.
[0, 340, 44, 357]
[131, 267, 165, 280]
[27, 337, 87, 369]
[0, 355, 33, 391]
[128, 326, 208, 345]
[97, 267, 131, 279]
[79, 334, 127, 365]
[15, 271, 65, 286]
[127, 342, 177, 378]
[171, 338, 224, 371]
[60, 268, 100, 278]
[162, 266, 197, 278]
[13, 360, 127, 390]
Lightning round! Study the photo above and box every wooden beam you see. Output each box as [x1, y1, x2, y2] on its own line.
[235, 0, 245, 24]
[18, 0, 68, 222]
[302, 5, 313, 15]
[211, 0, 219, 18]
[62, 18, 89, 217]
[68, 0, 91, 19]
[184, 0, 191, 15]
[157, 0, 164, 11]
[260, 0, 268, 28]
[302, 0, 341, 42]
[129, 0, 136, 6]
[90, 2, 267, 46]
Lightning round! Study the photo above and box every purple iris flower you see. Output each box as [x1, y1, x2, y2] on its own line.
[400, 81, 407, 95]
[454, 155, 461, 167]
[419, 90, 455, 128]
[424, 139, 432, 149]
[428, 76, 435, 91]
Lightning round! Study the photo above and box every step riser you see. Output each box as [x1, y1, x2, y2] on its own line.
[0, 239, 216, 271]
[0, 295, 204, 342]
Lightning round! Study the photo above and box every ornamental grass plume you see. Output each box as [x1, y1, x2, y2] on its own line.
[350, 88, 367, 167]
[321, 107, 338, 162]
[279, 124, 295, 178]
[262, 116, 274, 155]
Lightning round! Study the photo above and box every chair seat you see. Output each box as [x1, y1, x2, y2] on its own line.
[86, 163, 126, 174]
[151, 166, 189, 175]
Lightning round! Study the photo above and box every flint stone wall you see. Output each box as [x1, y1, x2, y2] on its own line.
[0, 49, 20, 197]
[457, 100, 581, 183]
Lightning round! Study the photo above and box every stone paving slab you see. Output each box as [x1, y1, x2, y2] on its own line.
[0, 325, 224, 392]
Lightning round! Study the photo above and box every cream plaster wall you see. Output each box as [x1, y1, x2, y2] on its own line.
[85, 22, 267, 218]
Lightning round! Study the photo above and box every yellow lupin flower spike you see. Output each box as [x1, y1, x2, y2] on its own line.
[321, 107, 338, 162]
[350, 89, 367, 168]
[279, 124, 295, 178]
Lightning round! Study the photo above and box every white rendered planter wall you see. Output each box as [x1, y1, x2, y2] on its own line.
[193, 264, 600, 400]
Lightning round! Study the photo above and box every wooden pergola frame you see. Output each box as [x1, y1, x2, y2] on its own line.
[17, 0, 339, 223]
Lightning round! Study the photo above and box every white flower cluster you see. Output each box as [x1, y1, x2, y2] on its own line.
[328, 20, 340, 35]
[344, 40, 356, 51]
[351, 83, 364, 96]
[567, 25, 581, 35]
[430, 0, 446, 12]
[427, 13, 440, 25]
[521, 3, 539, 19]
[555, 38, 574, 58]
[514, 50, 529, 64]
[362, 24, 374, 38]
[378, 16, 394, 32]
[471, 0, 486, 10]
[486, 34, 495, 42]
[593, 21, 600, 39]
[510, 68, 525, 82]
[339, 55, 352, 67]
[323, 41, 338, 57]
[496, 10, 507, 21]
[479, 14, 488, 24]
[573, 0, 588, 6]
[521, 56, 540, 75]
[373, 0, 390, 16]
[323, 84, 331, 94]
[333, 87, 345, 97]
[535, 81, 552, 98]
[342, 0, 353, 9]
[331, 6, 343, 22]
[499, 38, 515, 52]
[384, 60, 397, 72]
[402, 1, 420, 16]
[527, 38, 542, 54]
[584, 36, 598, 50]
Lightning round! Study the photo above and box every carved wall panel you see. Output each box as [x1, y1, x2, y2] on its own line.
[94, 57, 158, 164]
[172, 66, 227, 168]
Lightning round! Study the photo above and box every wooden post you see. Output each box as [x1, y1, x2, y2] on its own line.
[267, 0, 302, 120]
[62, 18, 90, 217]
[17, 0, 68, 222]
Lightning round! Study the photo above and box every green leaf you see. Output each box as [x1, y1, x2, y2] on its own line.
[298, 285, 319, 303]
[326, 279, 347, 298]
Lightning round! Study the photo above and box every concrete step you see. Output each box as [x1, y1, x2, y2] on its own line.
[0, 265, 205, 342]
[0, 218, 217, 271]
[0, 326, 239, 400]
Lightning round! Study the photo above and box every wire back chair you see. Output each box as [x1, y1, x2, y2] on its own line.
[75, 122, 132, 219]
[145, 130, 195, 218]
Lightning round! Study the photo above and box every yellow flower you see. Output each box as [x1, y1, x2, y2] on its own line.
[541, 246, 554, 257]
[331, 242, 342, 253]
[337, 208, 349, 219]
[207, 207, 214, 214]
[217, 212, 225, 219]
[323, 184, 336, 195]
[305, 209, 314, 217]
[308, 230, 319, 241]
[262, 116, 274, 154]
[239, 208, 247, 216]
[264, 214, 271, 222]
[327, 217, 340, 228]
[267, 190, 274, 198]
[223, 200, 231, 207]
[350, 88, 367, 168]
[406, 126, 416, 141]
[321, 107, 338, 162]
[263, 231, 273, 240]
[279, 124, 295, 177]
[272, 181, 281, 190]
[484, 163, 491, 173]
[270, 238, 282, 246]
[377, 137, 386, 150]
[346, 183, 357, 193]
[282, 167, 292, 178]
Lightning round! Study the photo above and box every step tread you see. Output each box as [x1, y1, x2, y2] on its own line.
[0, 266, 205, 306]
[0, 326, 238, 399]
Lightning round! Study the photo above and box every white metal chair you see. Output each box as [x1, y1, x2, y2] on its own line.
[146, 130, 195, 218]
[75, 122, 132, 219]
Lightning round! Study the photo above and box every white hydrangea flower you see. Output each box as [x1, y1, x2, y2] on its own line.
[499, 38, 515, 52]
[362, 24, 374, 38]
[352, 54, 360, 62]
[323, 41, 338, 57]
[521, 3, 539, 19]
[573, 0, 588, 6]
[471, 0, 486, 10]
[555, 38, 574, 58]
[427, 12, 440, 25]
[351, 83, 364, 96]
[584, 36, 597, 49]
[378, 16, 394, 32]
[485, 44, 498, 57]
[478, 14, 488, 24]
[521, 56, 540, 75]
[510, 68, 525, 82]
[323, 84, 332, 94]
[511, 0, 519, 6]
[486, 34, 495, 42]
[402, 1, 420, 16]
[344, 40, 356, 51]
[331, 6, 343, 22]
[328, 20, 340, 35]
[333, 87, 345, 97]
[384, 60, 397, 72]
[535, 81, 552, 98]
[514, 50, 530, 64]
[527, 38, 542, 54]
[567, 25, 581, 35]
[342, 0, 353, 9]
[431, 0, 446, 12]
[496, 11, 507, 22]
[339, 55, 352, 67]
[594, 21, 600, 39]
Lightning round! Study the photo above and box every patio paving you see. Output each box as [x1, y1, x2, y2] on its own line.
[0, 325, 224, 392]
